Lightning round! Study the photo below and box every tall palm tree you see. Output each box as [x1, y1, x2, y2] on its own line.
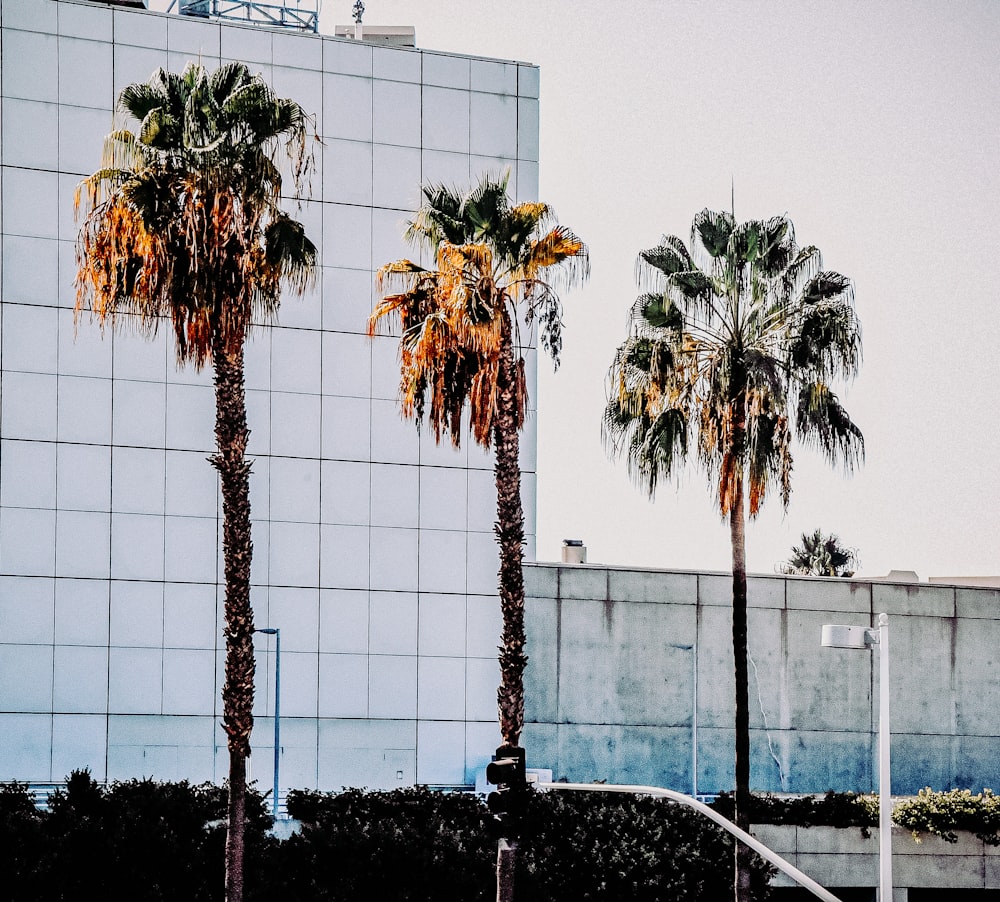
[780, 528, 858, 577]
[369, 173, 588, 900]
[603, 209, 863, 902]
[75, 62, 316, 902]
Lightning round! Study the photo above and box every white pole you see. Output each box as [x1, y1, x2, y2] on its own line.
[877, 612, 892, 902]
[692, 643, 698, 798]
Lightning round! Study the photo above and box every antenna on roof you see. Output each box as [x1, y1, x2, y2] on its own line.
[352, 0, 365, 39]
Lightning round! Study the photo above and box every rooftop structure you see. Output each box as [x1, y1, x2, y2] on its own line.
[175, 0, 319, 32]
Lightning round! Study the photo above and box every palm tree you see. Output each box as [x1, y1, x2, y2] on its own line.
[780, 529, 858, 577]
[369, 173, 588, 900]
[75, 62, 316, 902]
[603, 209, 863, 902]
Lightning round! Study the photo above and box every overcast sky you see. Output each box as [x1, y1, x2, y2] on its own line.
[203, 0, 999, 580]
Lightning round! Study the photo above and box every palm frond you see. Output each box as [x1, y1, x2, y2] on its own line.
[692, 209, 736, 260]
[636, 235, 692, 289]
[795, 381, 864, 469]
[789, 297, 862, 380]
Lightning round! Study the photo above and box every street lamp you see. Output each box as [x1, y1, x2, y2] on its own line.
[255, 627, 281, 820]
[821, 613, 891, 902]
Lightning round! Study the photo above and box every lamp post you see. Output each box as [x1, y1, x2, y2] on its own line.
[821, 613, 891, 902]
[255, 627, 281, 819]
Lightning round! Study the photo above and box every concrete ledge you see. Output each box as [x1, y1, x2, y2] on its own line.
[753, 823, 995, 890]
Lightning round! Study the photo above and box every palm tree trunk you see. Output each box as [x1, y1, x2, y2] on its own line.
[211, 335, 255, 902]
[730, 487, 753, 902]
[493, 313, 527, 747]
[226, 747, 247, 902]
[493, 312, 527, 902]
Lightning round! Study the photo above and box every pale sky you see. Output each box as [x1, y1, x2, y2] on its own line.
[323, 0, 1000, 581]
[183, 1, 1000, 580]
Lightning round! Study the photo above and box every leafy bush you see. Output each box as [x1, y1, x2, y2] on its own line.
[0, 775, 778, 900]
[0, 769, 274, 902]
[0, 782, 46, 899]
[283, 786, 774, 901]
[713, 788, 1000, 846]
[516, 789, 774, 901]
[711, 790, 877, 833]
[279, 786, 496, 901]
[892, 787, 1000, 845]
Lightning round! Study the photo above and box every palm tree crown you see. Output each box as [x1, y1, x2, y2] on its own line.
[76, 61, 316, 365]
[604, 208, 863, 515]
[371, 174, 589, 450]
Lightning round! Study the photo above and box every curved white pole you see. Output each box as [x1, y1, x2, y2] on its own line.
[536, 782, 843, 902]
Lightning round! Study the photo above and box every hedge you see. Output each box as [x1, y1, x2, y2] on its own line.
[0, 772, 774, 901]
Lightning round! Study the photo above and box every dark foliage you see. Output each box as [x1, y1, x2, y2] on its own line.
[285, 786, 773, 901]
[0, 782, 46, 898]
[2, 769, 274, 902]
[3, 775, 775, 901]
[711, 790, 876, 833]
[280, 786, 497, 901]
[515, 789, 774, 901]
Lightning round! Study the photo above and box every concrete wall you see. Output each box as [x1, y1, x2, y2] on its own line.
[522, 563, 1000, 796]
[0, 0, 539, 793]
[756, 823, 1000, 895]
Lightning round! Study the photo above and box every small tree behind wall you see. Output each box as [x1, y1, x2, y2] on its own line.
[779, 529, 859, 577]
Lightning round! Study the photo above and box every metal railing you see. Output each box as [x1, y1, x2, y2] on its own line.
[166, 0, 320, 33]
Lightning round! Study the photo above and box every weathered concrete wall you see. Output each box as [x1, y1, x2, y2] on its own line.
[522, 563, 1000, 796]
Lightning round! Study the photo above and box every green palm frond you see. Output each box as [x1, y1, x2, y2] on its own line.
[117, 81, 167, 124]
[406, 183, 467, 247]
[463, 173, 511, 240]
[692, 208, 736, 259]
[795, 381, 864, 469]
[789, 297, 862, 379]
[636, 235, 692, 289]
[668, 270, 713, 304]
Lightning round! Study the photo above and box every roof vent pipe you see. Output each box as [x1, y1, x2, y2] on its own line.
[562, 539, 587, 565]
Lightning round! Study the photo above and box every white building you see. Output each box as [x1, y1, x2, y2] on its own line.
[0, 0, 540, 795]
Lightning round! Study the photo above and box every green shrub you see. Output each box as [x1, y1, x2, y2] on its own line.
[0, 769, 273, 902]
[1, 776, 775, 900]
[712, 788, 1000, 846]
[280, 785, 498, 901]
[516, 789, 774, 901]
[892, 787, 1000, 845]
[283, 786, 774, 901]
[0, 781, 46, 899]
[711, 790, 877, 833]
